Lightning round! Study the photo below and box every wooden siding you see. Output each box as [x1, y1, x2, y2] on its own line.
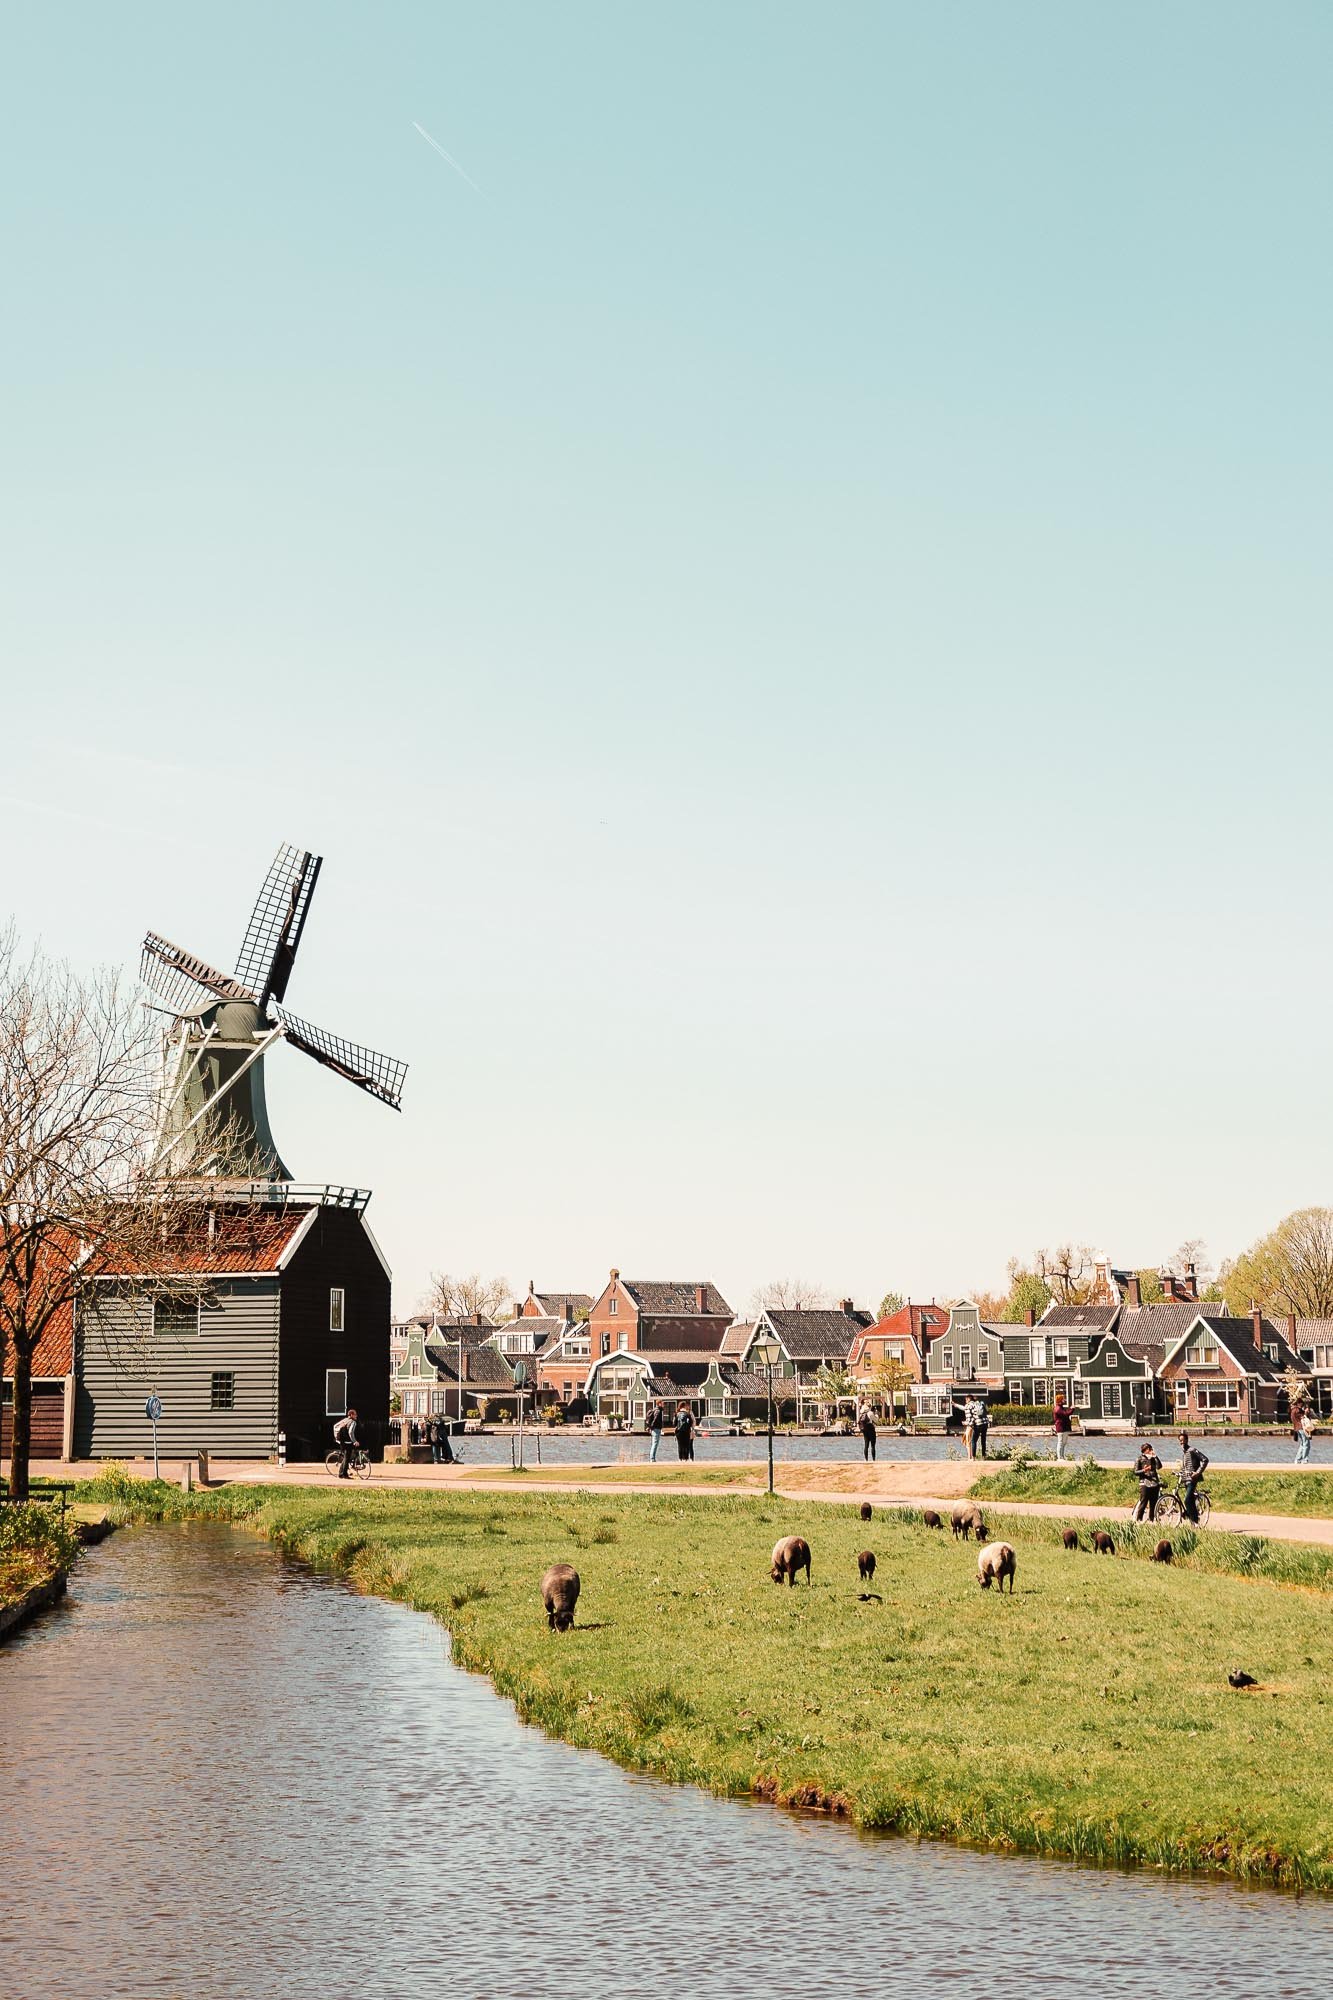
[2, 1380, 68, 1459]
[278, 1207, 390, 1461]
[74, 1281, 280, 1458]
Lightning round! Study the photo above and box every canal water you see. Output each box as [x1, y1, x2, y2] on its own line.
[3, 1525, 1329, 2000]
[456, 1428, 1312, 1467]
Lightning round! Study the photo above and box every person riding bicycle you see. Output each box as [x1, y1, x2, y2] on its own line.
[1178, 1431, 1209, 1523]
[1132, 1441, 1163, 1522]
[333, 1407, 360, 1479]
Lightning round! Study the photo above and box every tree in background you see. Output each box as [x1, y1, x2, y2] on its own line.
[1220, 1208, 1333, 1319]
[427, 1271, 512, 1321]
[968, 1261, 1052, 1323]
[878, 1289, 905, 1318]
[1132, 1269, 1165, 1305]
[752, 1277, 828, 1311]
[867, 1352, 914, 1423]
[1, 929, 210, 1500]
[811, 1363, 856, 1415]
[1034, 1245, 1099, 1307]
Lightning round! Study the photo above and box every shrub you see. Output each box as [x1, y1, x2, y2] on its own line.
[0, 1501, 79, 1594]
[984, 1404, 1055, 1426]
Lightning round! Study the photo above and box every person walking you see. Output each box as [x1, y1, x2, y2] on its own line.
[1132, 1441, 1163, 1522]
[674, 1403, 695, 1461]
[1295, 1408, 1315, 1464]
[647, 1399, 665, 1463]
[859, 1406, 877, 1462]
[1178, 1432, 1209, 1522]
[1052, 1396, 1074, 1461]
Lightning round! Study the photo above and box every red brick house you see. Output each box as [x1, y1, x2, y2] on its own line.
[1159, 1310, 1308, 1425]
[1, 1254, 75, 1462]
[585, 1271, 732, 1364]
[848, 1302, 948, 1404]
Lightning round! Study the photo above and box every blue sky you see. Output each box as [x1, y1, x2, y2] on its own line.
[4, 6, 1331, 1313]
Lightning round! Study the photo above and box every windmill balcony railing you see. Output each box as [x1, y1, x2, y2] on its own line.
[176, 1178, 372, 1211]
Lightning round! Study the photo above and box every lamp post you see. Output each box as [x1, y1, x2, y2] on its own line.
[514, 1360, 528, 1471]
[752, 1337, 780, 1495]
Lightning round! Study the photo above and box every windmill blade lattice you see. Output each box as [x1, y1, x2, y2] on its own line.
[273, 1006, 408, 1110]
[141, 932, 257, 1017]
[234, 845, 323, 1009]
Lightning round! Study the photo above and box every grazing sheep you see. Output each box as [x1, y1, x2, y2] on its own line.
[1151, 1539, 1173, 1564]
[770, 1535, 812, 1586]
[1061, 1527, 1080, 1551]
[860, 1501, 873, 1522]
[1092, 1530, 1115, 1555]
[951, 1504, 987, 1542]
[857, 1549, 876, 1582]
[540, 1563, 581, 1632]
[1228, 1669, 1258, 1689]
[922, 1509, 943, 1530]
[977, 1542, 1017, 1593]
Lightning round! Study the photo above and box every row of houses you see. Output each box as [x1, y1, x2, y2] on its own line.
[391, 1263, 1333, 1431]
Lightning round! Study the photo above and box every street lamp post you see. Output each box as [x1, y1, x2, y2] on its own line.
[752, 1338, 780, 1495]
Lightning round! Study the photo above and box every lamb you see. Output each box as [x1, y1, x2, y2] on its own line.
[951, 1503, 987, 1542]
[1151, 1539, 1173, 1564]
[1061, 1528, 1080, 1551]
[860, 1501, 873, 1522]
[922, 1509, 943, 1530]
[770, 1535, 812, 1586]
[857, 1549, 876, 1582]
[977, 1541, 1017, 1593]
[540, 1562, 581, 1632]
[1092, 1530, 1115, 1555]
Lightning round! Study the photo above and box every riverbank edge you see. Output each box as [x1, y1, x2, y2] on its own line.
[0, 1567, 67, 1642]
[94, 1482, 1332, 1895]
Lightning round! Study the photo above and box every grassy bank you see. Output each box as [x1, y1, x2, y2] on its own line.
[975, 1460, 1333, 1519]
[86, 1475, 1333, 1891]
[0, 1502, 79, 1613]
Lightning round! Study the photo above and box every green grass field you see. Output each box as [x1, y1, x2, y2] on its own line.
[86, 1477, 1333, 1891]
[975, 1459, 1333, 1519]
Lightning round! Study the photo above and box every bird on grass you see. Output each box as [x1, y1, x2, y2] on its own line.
[1228, 1669, 1258, 1689]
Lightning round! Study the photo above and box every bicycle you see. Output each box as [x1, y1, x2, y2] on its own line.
[324, 1445, 372, 1481]
[1155, 1481, 1210, 1529]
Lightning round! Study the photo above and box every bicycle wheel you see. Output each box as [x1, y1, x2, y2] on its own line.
[1156, 1492, 1182, 1528]
[354, 1452, 372, 1481]
[324, 1451, 342, 1478]
[1194, 1488, 1211, 1528]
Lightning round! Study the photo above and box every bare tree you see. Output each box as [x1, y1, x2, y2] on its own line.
[427, 1271, 512, 1322]
[1034, 1245, 1098, 1308]
[751, 1277, 829, 1312]
[0, 929, 213, 1500]
[1222, 1208, 1333, 1320]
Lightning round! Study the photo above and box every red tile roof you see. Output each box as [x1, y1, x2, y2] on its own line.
[92, 1205, 312, 1276]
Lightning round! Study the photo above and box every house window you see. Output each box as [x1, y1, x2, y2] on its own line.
[432, 1392, 443, 1414]
[1174, 1381, 1189, 1408]
[1197, 1381, 1240, 1411]
[1029, 1339, 1047, 1368]
[1052, 1338, 1069, 1365]
[410, 1355, 420, 1376]
[210, 1371, 235, 1411]
[940, 1347, 954, 1372]
[1104, 1347, 1118, 1366]
[1104, 1382, 1122, 1418]
[562, 1381, 572, 1400]
[326, 1368, 348, 1417]
[609, 1297, 618, 1314]
[887, 1344, 904, 1364]
[600, 1333, 610, 1357]
[1008, 1380, 1023, 1402]
[959, 1345, 971, 1374]
[153, 1296, 199, 1340]
[617, 1333, 628, 1351]
[1185, 1337, 1219, 1367]
[1072, 1380, 1090, 1408]
[1264, 1343, 1278, 1363]
[978, 1347, 990, 1370]
[329, 1288, 345, 1333]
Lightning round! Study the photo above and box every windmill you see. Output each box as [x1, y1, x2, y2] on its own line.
[140, 844, 407, 1182]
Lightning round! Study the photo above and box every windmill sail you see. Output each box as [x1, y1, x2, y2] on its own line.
[141, 932, 257, 1016]
[234, 846, 322, 1010]
[273, 1006, 408, 1110]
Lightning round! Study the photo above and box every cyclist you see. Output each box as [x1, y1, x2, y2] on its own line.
[332, 1406, 360, 1479]
[1132, 1440, 1163, 1522]
[1177, 1431, 1209, 1523]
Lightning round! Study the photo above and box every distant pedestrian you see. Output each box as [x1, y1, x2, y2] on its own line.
[1132, 1441, 1163, 1522]
[429, 1414, 447, 1464]
[1295, 1409, 1315, 1465]
[674, 1404, 695, 1461]
[962, 1397, 977, 1460]
[1052, 1396, 1074, 1461]
[647, 1399, 665, 1463]
[1178, 1432, 1209, 1522]
[859, 1408, 877, 1462]
[974, 1399, 989, 1459]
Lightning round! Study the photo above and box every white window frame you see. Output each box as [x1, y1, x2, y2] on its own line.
[1052, 1338, 1070, 1365]
[1008, 1380, 1023, 1401]
[1029, 1339, 1047, 1368]
[1174, 1380, 1189, 1408]
[1072, 1379, 1090, 1408]
[940, 1347, 954, 1372]
[609, 1297, 618, 1314]
[326, 1368, 348, 1417]
[959, 1345, 971, 1373]
[329, 1287, 345, 1333]
[977, 1346, 990, 1370]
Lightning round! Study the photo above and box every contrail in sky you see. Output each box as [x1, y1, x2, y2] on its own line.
[412, 121, 481, 193]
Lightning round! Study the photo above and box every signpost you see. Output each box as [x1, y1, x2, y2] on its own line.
[145, 1394, 163, 1480]
[513, 1362, 528, 1471]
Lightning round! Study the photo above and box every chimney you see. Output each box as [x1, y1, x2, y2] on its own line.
[1024, 1308, 1036, 1329]
[610, 1267, 620, 1280]
[1287, 1310, 1298, 1345]
[514, 1301, 524, 1323]
[1185, 1261, 1198, 1301]
[839, 1297, 854, 1315]
[1252, 1304, 1265, 1349]
[1126, 1274, 1141, 1309]
[695, 1284, 707, 1314]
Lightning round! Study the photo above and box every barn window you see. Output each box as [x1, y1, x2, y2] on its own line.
[326, 1368, 348, 1417]
[329, 1288, 345, 1332]
[210, 1371, 235, 1411]
[154, 1296, 199, 1340]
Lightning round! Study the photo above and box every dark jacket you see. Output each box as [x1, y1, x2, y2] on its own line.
[1181, 1445, 1209, 1481]
[647, 1404, 664, 1431]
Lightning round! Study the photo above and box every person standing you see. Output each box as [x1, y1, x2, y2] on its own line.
[1295, 1408, 1315, 1464]
[647, 1399, 665, 1463]
[962, 1397, 977, 1461]
[674, 1403, 695, 1461]
[974, 1398, 989, 1460]
[429, 1413, 445, 1464]
[859, 1406, 877, 1462]
[1178, 1432, 1209, 1522]
[1132, 1440, 1163, 1522]
[1052, 1396, 1074, 1461]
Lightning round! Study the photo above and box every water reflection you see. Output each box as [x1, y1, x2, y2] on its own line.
[2, 1526, 1328, 2000]
[454, 1430, 1309, 1467]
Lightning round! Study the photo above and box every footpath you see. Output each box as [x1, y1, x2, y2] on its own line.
[34, 1454, 1333, 1550]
